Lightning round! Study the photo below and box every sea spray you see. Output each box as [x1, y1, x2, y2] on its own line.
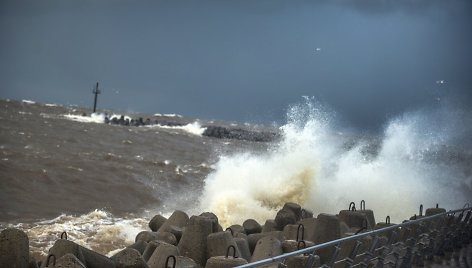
[200, 98, 471, 227]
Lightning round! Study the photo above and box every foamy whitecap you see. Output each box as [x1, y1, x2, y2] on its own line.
[154, 122, 206, 136]
[109, 114, 132, 122]
[22, 99, 36, 104]
[163, 113, 183, 118]
[200, 98, 471, 227]
[63, 113, 105, 124]
[6, 210, 147, 258]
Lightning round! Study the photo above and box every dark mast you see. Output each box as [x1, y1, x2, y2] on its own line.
[92, 82, 100, 113]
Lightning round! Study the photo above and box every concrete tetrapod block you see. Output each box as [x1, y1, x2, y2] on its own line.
[243, 219, 262, 235]
[313, 213, 344, 264]
[200, 212, 220, 233]
[247, 231, 285, 255]
[156, 232, 177, 246]
[127, 240, 148, 255]
[338, 210, 369, 229]
[357, 209, 375, 230]
[142, 241, 168, 262]
[301, 208, 314, 219]
[235, 237, 251, 262]
[283, 224, 304, 241]
[425, 207, 446, 216]
[158, 210, 189, 233]
[374, 221, 396, 241]
[45, 240, 85, 266]
[0, 228, 29, 268]
[227, 224, 246, 235]
[175, 256, 200, 268]
[135, 231, 159, 243]
[177, 215, 213, 266]
[113, 248, 149, 268]
[56, 253, 87, 268]
[205, 256, 248, 268]
[48, 239, 114, 268]
[295, 218, 318, 243]
[166, 226, 183, 244]
[250, 236, 283, 263]
[147, 244, 179, 268]
[275, 209, 297, 230]
[29, 257, 40, 268]
[206, 231, 241, 260]
[149, 215, 167, 232]
[281, 240, 315, 253]
[261, 220, 279, 233]
[282, 203, 302, 221]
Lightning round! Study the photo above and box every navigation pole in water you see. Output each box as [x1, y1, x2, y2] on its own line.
[92, 82, 100, 113]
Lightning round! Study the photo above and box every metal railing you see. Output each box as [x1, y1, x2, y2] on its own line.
[236, 204, 472, 268]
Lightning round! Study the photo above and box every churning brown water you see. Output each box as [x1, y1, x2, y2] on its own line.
[1, 98, 471, 261]
[0, 99, 269, 259]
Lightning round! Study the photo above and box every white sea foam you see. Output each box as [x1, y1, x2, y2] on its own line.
[163, 113, 183, 118]
[7, 210, 147, 258]
[22, 99, 36, 104]
[200, 97, 471, 227]
[109, 114, 132, 122]
[154, 122, 206, 136]
[63, 113, 105, 124]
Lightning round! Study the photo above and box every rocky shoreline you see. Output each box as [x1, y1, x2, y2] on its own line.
[2, 202, 468, 268]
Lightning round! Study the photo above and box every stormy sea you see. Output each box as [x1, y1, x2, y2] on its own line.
[0, 98, 471, 260]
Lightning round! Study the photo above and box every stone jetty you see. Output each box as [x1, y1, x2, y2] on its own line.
[1, 202, 471, 268]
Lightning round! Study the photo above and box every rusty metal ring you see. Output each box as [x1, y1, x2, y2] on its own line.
[360, 200, 366, 211]
[297, 240, 306, 250]
[225, 227, 233, 236]
[386, 216, 390, 224]
[226, 245, 237, 258]
[349, 202, 356, 211]
[46, 254, 56, 267]
[60, 231, 67, 240]
[419, 204, 423, 216]
[165, 255, 176, 268]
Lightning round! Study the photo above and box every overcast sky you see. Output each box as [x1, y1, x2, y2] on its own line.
[1, 0, 471, 134]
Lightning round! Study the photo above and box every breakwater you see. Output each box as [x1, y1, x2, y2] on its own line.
[1, 202, 471, 267]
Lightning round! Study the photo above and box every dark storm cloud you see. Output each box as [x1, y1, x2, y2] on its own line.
[0, 0, 471, 137]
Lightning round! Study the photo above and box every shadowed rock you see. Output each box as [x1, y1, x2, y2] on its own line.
[148, 215, 167, 232]
[202, 126, 279, 142]
[275, 209, 297, 230]
[243, 219, 262, 235]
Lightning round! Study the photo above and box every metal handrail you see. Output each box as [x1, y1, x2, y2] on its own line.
[236, 206, 472, 268]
